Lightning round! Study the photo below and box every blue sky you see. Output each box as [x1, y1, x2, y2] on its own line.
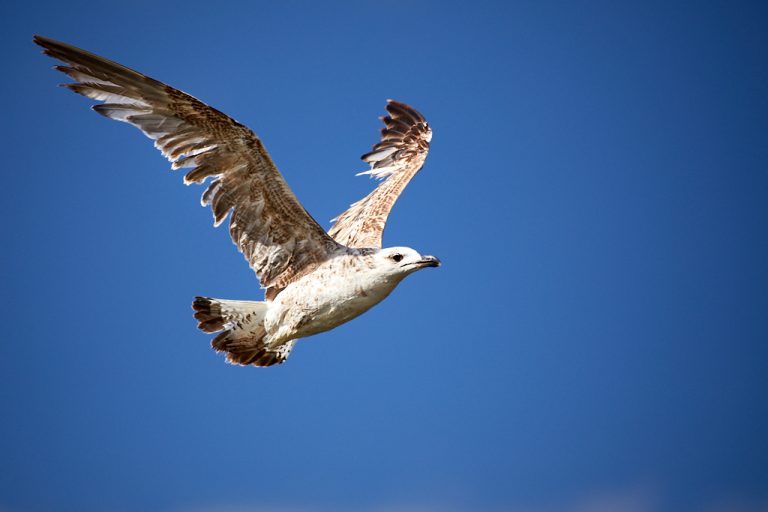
[2, 2, 767, 512]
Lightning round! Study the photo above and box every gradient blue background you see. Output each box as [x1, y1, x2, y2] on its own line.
[2, 2, 767, 512]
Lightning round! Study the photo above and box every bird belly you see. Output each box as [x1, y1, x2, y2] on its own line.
[265, 271, 398, 342]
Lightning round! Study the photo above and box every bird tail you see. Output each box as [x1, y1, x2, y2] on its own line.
[192, 296, 294, 367]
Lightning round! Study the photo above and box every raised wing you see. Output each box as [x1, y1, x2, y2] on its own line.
[35, 35, 341, 291]
[328, 100, 432, 248]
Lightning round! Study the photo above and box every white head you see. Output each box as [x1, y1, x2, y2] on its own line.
[371, 246, 441, 281]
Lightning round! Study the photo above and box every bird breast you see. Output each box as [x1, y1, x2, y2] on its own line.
[264, 256, 400, 341]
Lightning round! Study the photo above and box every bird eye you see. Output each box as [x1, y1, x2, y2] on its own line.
[392, 253, 403, 263]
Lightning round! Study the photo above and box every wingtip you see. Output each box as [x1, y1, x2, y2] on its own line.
[33, 34, 52, 48]
[34, 38, 61, 60]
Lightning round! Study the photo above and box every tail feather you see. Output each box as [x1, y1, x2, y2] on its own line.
[192, 296, 294, 367]
[193, 296, 265, 333]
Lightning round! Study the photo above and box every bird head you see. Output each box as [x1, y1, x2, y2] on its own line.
[374, 247, 441, 280]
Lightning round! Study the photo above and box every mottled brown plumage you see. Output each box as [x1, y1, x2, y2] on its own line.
[35, 35, 339, 291]
[329, 100, 432, 248]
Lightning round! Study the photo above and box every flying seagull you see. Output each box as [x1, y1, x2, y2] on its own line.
[35, 35, 440, 367]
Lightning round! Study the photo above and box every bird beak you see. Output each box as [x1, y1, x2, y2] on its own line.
[416, 255, 441, 268]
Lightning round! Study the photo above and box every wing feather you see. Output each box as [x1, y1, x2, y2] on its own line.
[35, 35, 341, 291]
[328, 100, 431, 248]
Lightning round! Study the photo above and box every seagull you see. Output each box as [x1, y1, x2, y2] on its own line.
[35, 35, 440, 367]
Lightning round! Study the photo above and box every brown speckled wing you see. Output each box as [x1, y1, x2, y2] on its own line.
[328, 100, 432, 248]
[35, 35, 341, 290]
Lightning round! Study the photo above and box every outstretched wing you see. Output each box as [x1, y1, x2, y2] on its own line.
[35, 35, 341, 291]
[328, 100, 432, 249]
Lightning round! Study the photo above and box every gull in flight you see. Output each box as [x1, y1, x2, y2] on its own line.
[35, 35, 440, 367]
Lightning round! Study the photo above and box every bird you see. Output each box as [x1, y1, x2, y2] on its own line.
[34, 35, 440, 367]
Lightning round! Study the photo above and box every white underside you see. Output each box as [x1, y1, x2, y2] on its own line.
[263, 261, 404, 346]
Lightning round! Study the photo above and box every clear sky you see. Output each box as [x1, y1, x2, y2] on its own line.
[1, 2, 767, 512]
